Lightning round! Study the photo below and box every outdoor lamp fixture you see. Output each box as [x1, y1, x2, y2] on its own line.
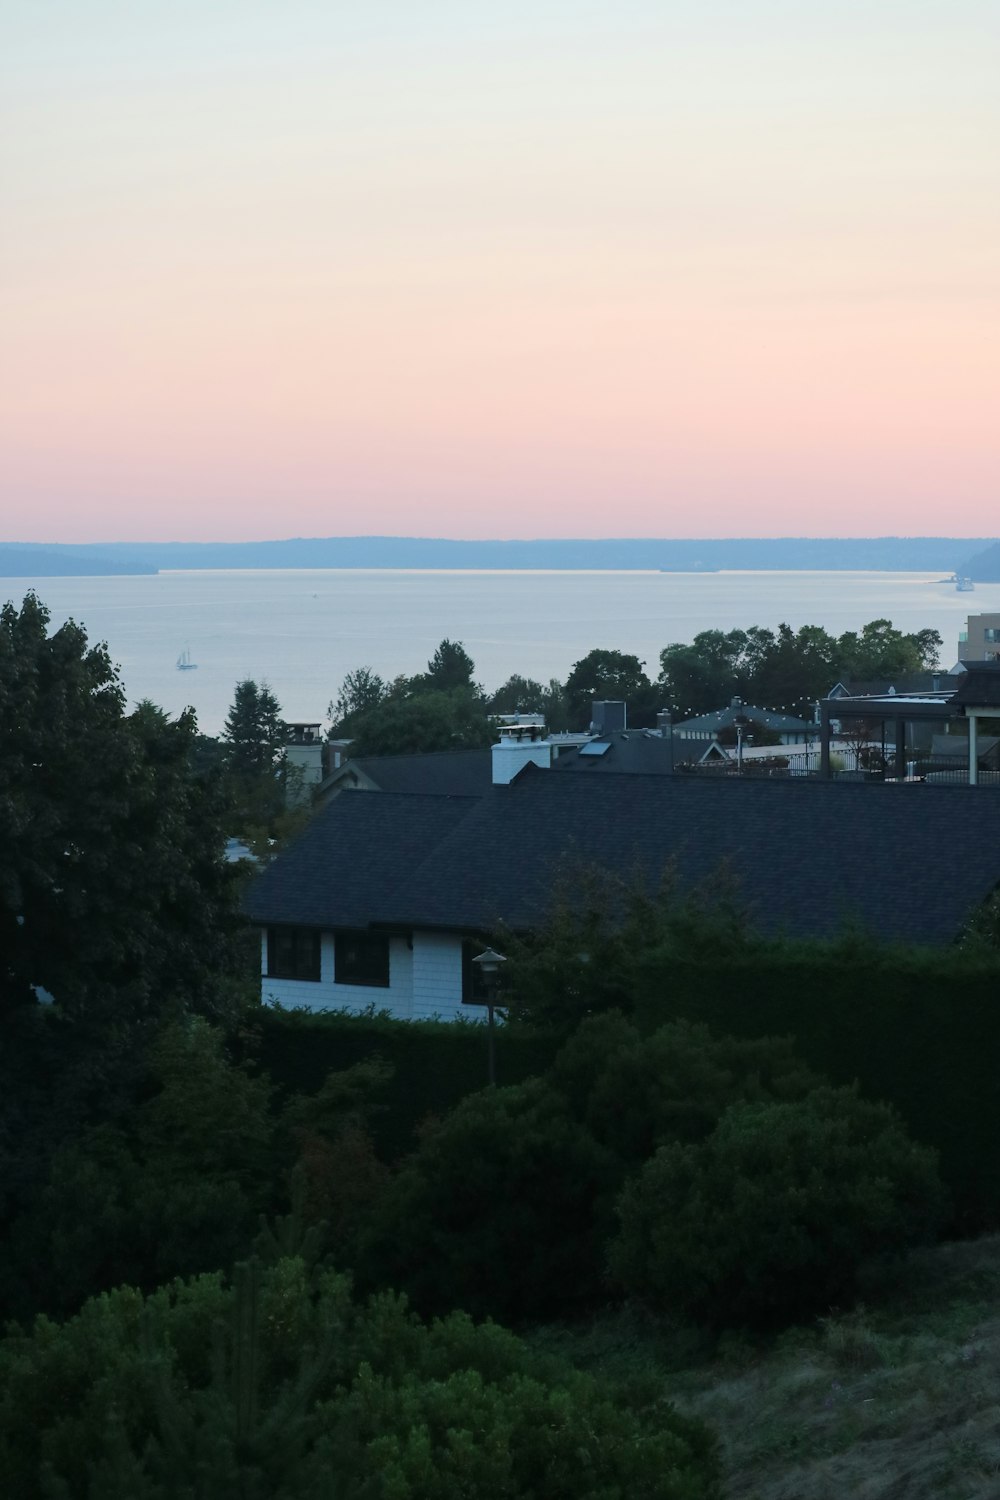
[471, 947, 507, 1087]
[733, 712, 751, 773]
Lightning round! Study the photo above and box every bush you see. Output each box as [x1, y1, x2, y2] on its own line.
[0, 1258, 721, 1500]
[608, 1087, 947, 1330]
[2, 1020, 277, 1322]
[357, 1079, 619, 1323]
[550, 1013, 821, 1165]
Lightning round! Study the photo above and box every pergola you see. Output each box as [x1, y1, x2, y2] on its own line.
[818, 665, 1000, 783]
[817, 691, 958, 779]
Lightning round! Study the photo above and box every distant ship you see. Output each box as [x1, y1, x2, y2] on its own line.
[954, 575, 975, 592]
[176, 645, 198, 670]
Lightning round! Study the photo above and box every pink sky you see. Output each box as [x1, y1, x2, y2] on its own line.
[2, 1, 998, 543]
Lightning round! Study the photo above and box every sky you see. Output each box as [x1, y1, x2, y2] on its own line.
[1, 1, 998, 543]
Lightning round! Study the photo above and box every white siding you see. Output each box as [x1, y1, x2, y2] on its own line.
[410, 931, 468, 1021]
[260, 929, 415, 1019]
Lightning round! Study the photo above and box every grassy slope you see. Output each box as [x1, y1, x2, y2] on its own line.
[532, 1236, 1000, 1500]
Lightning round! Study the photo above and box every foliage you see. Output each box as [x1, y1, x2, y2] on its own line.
[0, 597, 242, 1027]
[549, 1013, 821, 1165]
[328, 665, 389, 730]
[250, 1006, 561, 1162]
[837, 619, 941, 679]
[1, 1020, 276, 1323]
[608, 1087, 947, 1329]
[221, 678, 288, 833]
[420, 637, 478, 693]
[659, 619, 943, 719]
[280, 1057, 395, 1245]
[344, 686, 494, 756]
[0, 1258, 721, 1500]
[564, 648, 655, 727]
[222, 679, 286, 778]
[488, 673, 570, 729]
[627, 943, 1000, 1228]
[501, 862, 754, 1030]
[357, 1079, 620, 1323]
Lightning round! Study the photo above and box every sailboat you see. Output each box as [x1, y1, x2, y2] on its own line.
[176, 645, 198, 671]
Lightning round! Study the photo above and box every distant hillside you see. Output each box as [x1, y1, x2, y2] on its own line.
[2, 535, 994, 575]
[0, 544, 156, 577]
[961, 541, 1000, 581]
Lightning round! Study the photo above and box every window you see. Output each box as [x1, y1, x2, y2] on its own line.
[267, 926, 321, 982]
[335, 931, 390, 987]
[462, 939, 496, 1006]
[984, 629, 1000, 644]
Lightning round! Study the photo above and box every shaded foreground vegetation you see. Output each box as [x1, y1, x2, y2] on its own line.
[3, 593, 1000, 1497]
[534, 1233, 1000, 1500]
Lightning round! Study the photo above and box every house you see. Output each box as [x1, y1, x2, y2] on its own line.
[672, 699, 814, 747]
[244, 766, 1000, 1020]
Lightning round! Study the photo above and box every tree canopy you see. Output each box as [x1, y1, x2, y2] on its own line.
[0, 595, 242, 1028]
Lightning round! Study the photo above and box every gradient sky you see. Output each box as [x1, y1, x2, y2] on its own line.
[2, 1, 998, 543]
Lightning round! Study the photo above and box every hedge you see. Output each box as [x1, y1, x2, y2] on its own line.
[633, 947, 1000, 1229]
[253, 1007, 561, 1161]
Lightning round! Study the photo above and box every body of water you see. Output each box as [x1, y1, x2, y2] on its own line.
[4, 569, 997, 735]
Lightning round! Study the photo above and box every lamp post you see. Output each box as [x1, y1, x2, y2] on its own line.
[733, 711, 751, 773]
[471, 947, 507, 1086]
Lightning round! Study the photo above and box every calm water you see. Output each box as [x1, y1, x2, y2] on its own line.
[3, 569, 996, 735]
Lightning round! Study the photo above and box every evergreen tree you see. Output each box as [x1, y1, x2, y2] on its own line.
[222, 680, 286, 778]
[421, 638, 477, 693]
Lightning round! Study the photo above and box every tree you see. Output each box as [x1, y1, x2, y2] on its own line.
[327, 665, 388, 731]
[659, 630, 756, 718]
[221, 679, 288, 833]
[750, 623, 840, 717]
[488, 674, 547, 715]
[222, 679, 286, 777]
[421, 638, 477, 693]
[0, 597, 242, 1026]
[835, 619, 932, 681]
[488, 674, 571, 731]
[564, 648, 653, 727]
[913, 627, 943, 669]
[345, 688, 494, 757]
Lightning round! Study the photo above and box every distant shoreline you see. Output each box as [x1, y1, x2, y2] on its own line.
[1, 535, 996, 578]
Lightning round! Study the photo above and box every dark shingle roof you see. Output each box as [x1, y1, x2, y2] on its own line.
[673, 704, 812, 735]
[243, 793, 479, 928]
[245, 770, 1000, 946]
[952, 667, 1000, 709]
[339, 748, 492, 797]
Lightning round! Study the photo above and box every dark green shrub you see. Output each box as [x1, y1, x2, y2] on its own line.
[551, 1013, 821, 1165]
[357, 1079, 618, 1323]
[2, 1020, 277, 1321]
[0, 1258, 721, 1500]
[608, 1086, 947, 1330]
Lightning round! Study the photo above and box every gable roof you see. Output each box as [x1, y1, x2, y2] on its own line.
[828, 673, 952, 698]
[952, 666, 1000, 709]
[320, 747, 493, 799]
[244, 792, 480, 929]
[246, 769, 1000, 947]
[554, 731, 724, 772]
[673, 703, 812, 735]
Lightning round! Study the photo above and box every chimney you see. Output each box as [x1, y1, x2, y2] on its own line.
[285, 722, 324, 806]
[492, 722, 553, 784]
[590, 700, 626, 735]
